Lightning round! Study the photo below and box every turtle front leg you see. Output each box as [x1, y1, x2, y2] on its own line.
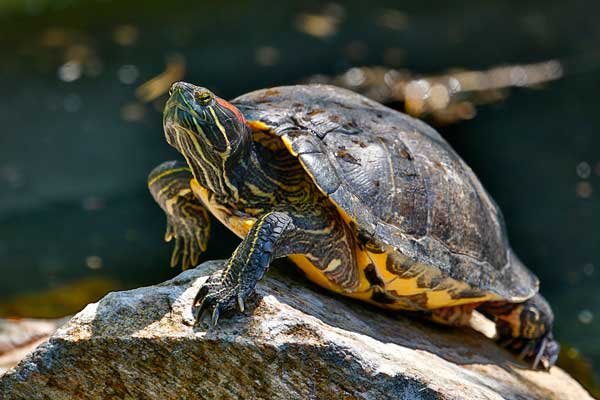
[194, 211, 293, 325]
[195, 204, 358, 325]
[148, 161, 211, 269]
[478, 294, 560, 370]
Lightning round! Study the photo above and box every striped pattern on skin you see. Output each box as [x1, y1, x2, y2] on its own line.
[280, 202, 359, 291]
[198, 135, 360, 292]
[480, 297, 551, 340]
[148, 161, 211, 269]
[174, 103, 361, 291]
[240, 133, 359, 290]
[166, 101, 240, 202]
[165, 90, 359, 291]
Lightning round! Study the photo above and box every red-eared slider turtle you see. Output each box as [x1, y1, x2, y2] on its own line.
[148, 83, 559, 370]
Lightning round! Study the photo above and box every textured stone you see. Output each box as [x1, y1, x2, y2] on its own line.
[0, 260, 592, 400]
[0, 318, 66, 376]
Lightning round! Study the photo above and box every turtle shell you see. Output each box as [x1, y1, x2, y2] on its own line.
[233, 85, 538, 302]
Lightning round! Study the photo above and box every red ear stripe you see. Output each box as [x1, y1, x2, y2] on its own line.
[216, 97, 246, 124]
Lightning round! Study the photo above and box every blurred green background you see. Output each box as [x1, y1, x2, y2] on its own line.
[0, 0, 598, 391]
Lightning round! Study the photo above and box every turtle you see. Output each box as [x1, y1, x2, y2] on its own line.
[148, 82, 559, 370]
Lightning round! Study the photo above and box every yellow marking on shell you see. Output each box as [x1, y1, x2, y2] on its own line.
[288, 255, 348, 294]
[280, 134, 299, 156]
[313, 198, 498, 310]
[190, 179, 255, 238]
[287, 254, 399, 307]
[148, 167, 190, 187]
[291, 242, 499, 310]
[247, 120, 272, 132]
[378, 260, 432, 296]
[426, 289, 494, 309]
[320, 184, 500, 309]
[376, 250, 497, 307]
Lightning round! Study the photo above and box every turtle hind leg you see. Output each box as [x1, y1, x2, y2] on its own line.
[148, 161, 211, 270]
[478, 294, 559, 370]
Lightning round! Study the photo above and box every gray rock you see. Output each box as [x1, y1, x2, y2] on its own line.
[0, 318, 67, 376]
[0, 260, 592, 400]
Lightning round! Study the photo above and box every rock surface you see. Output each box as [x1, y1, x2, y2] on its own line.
[0, 318, 66, 376]
[0, 260, 593, 400]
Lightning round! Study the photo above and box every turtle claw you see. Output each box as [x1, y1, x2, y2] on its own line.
[193, 292, 234, 327]
[531, 337, 547, 370]
[193, 285, 209, 307]
[197, 307, 210, 325]
[166, 214, 209, 270]
[194, 296, 219, 326]
[211, 306, 221, 327]
[517, 340, 537, 360]
[237, 294, 245, 313]
[193, 269, 247, 327]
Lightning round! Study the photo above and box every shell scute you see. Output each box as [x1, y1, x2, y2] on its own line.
[234, 84, 538, 301]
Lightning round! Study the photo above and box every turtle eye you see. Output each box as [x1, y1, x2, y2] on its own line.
[195, 90, 212, 105]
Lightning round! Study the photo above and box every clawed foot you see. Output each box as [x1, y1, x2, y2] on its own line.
[192, 211, 288, 326]
[193, 270, 249, 326]
[166, 214, 209, 270]
[500, 333, 560, 370]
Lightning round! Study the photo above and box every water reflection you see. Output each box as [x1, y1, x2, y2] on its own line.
[307, 59, 563, 124]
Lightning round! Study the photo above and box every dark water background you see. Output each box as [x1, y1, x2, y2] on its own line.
[1, 0, 599, 388]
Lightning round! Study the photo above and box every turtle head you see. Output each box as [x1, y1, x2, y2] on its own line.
[163, 82, 250, 199]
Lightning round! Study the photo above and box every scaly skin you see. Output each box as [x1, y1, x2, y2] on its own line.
[148, 160, 210, 269]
